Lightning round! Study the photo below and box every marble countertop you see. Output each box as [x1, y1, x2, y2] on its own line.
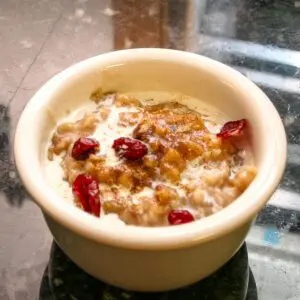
[0, 0, 300, 299]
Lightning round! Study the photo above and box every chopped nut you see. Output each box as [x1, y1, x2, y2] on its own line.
[163, 148, 181, 164]
[177, 140, 203, 160]
[155, 184, 179, 205]
[115, 94, 142, 107]
[96, 166, 116, 184]
[143, 155, 158, 168]
[117, 171, 133, 189]
[190, 188, 206, 206]
[90, 88, 103, 103]
[103, 199, 127, 214]
[57, 122, 76, 134]
[232, 166, 257, 191]
[160, 163, 180, 182]
[99, 108, 111, 120]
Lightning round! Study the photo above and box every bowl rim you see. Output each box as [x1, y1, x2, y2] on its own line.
[14, 48, 286, 250]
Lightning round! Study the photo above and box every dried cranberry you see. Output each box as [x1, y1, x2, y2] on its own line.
[71, 137, 100, 160]
[168, 209, 195, 225]
[216, 119, 247, 139]
[112, 137, 148, 160]
[72, 174, 101, 216]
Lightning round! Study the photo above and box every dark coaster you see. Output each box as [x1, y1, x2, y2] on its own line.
[39, 242, 257, 300]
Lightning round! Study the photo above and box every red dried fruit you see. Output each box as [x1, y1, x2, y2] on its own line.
[216, 119, 247, 139]
[112, 137, 148, 160]
[168, 209, 195, 225]
[71, 137, 100, 160]
[72, 174, 101, 216]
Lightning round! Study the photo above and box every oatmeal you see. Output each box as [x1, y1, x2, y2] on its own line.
[46, 92, 257, 226]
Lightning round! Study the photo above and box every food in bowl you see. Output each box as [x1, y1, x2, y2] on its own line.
[15, 49, 286, 291]
[47, 91, 257, 226]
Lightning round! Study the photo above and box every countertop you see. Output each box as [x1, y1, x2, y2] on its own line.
[0, 0, 300, 299]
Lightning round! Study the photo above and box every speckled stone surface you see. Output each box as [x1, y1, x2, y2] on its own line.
[1, 0, 300, 299]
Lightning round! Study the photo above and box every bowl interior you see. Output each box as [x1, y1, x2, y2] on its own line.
[15, 49, 286, 249]
[38, 56, 264, 165]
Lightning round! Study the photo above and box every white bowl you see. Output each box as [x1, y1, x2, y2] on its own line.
[14, 49, 286, 291]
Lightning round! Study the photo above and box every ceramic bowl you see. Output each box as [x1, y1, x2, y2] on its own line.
[14, 49, 286, 291]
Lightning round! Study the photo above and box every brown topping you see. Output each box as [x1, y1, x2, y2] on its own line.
[143, 154, 158, 168]
[118, 112, 140, 126]
[48, 93, 256, 227]
[115, 94, 142, 107]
